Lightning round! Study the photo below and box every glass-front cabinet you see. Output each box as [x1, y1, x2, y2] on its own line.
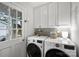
[17, 11, 22, 29]
[0, 3, 22, 41]
[10, 9, 22, 39]
[16, 11, 22, 37]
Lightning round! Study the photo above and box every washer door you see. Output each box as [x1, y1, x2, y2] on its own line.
[45, 49, 69, 57]
[27, 43, 41, 57]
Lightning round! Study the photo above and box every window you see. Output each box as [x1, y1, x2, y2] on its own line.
[0, 3, 22, 40]
[0, 12, 9, 41]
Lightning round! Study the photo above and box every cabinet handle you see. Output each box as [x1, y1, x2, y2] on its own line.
[22, 39, 25, 41]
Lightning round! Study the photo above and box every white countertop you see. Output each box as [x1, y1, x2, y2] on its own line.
[46, 37, 75, 45]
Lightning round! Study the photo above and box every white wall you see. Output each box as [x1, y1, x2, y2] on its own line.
[23, 7, 34, 37]
[71, 2, 79, 56]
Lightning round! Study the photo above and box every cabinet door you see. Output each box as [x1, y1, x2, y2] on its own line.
[11, 41, 26, 57]
[72, 3, 79, 28]
[58, 2, 71, 26]
[0, 47, 11, 57]
[34, 7, 41, 28]
[48, 3, 57, 27]
[41, 5, 48, 28]
[19, 41, 26, 57]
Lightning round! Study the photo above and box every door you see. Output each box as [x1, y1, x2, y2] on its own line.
[34, 7, 41, 28]
[58, 2, 71, 26]
[48, 2, 57, 27]
[45, 49, 69, 57]
[41, 4, 48, 28]
[11, 40, 26, 57]
[0, 47, 11, 57]
[27, 43, 41, 57]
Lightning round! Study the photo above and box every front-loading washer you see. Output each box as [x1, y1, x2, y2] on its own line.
[27, 36, 48, 57]
[44, 37, 76, 57]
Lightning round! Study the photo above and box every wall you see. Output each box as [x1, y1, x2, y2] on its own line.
[23, 7, 34, 37]
[71, 2, 79, 56]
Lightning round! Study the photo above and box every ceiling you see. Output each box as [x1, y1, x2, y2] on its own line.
[21, 2, 48, 7]
[12, 2, 48, 8]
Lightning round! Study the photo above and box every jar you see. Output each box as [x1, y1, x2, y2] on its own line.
[50, 31, 58, 39]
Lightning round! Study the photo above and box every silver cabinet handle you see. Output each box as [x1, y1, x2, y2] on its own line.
[22, 39, 25, 41]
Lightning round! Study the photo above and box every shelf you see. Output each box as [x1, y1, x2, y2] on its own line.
[17, 20, 22, 28]
[17, 30, 22, 37]
[18, 28, 22, 29]
[12, 29, 16, 30]
[10, 8, 16, 18]
[17, 11, 22, 20]
[12, 18, 16, 28]
[12, 30, 16, 39]
[11, 17, 16, 20]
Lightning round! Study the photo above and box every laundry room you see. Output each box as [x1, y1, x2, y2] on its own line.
[0, 0, 79, 57]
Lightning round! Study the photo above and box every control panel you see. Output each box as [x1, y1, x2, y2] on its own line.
[37, 40, 42, 43]
[55, 44, 60, 47]
[64, 45, 75, 50]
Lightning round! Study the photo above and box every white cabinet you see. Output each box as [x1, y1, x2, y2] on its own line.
[0, 47, 11, 57]
[41, 4, 48, 28]
[34, 7, 41, 28]
[58, 2, 71, 26]
[34, 2, 71, 28]
[0, 39, 26, 57]
[48, 3, 57, 27]
[71, 3, 79, 28]
[11, 41, 26, 57]
[34, 4, 48, 28]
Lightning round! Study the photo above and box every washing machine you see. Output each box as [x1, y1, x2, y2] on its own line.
[27, 36, 48, 57]
[44, 37, 76, 57]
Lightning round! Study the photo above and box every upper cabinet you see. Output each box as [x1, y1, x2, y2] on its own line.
[34, 2, 71, 28]
[34, 7, 41, 28]
[58, 2, 71, 26]
[48, 2, 57, 27]
[72, 3, 79, 27]
[34, 4, 48, 28]
[41, 4, 48, 28]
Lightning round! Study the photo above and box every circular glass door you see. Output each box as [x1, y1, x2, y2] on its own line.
[45, 49, 69, 57]
[27, 43, 41, 57]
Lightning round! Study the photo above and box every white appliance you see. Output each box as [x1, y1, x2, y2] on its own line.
[27, 36, 48, 57]
[44, 37, 76, 57]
